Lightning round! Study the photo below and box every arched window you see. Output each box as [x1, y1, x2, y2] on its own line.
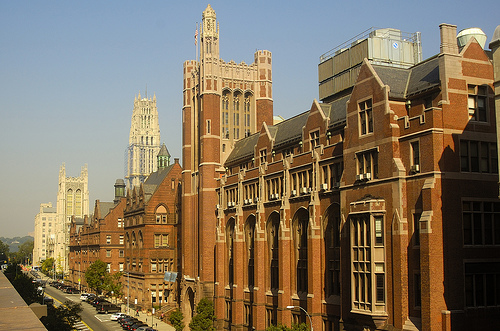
[75, 189, 82, 216]
[222, 91, 230, 139]
[66, 189, 73, 215]
[244, 93, 252, 137]
[267, 212, 280, 292]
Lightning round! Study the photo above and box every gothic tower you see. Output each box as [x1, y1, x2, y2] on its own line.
[181, 3, 273, 319]
[55, 163, 89, 274]
[125, 92, 161, 190]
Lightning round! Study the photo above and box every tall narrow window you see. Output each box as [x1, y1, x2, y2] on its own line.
[468, 85, 487, 122]
[247, 219, 255, 288]
[296, 212, 309, 294]
[244, 94, 252, 137]
[269, 216, 280, 291]
[411, 141, 420, 173]
[359, 99, 373, 135]
[222, 92, 230, 139]
[233, 92, 241, 139]
[310, 130, 320, 149]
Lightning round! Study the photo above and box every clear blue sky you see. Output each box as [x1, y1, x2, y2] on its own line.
[0, 0, 498, 237]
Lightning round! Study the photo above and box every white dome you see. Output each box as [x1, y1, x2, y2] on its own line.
[457, 27, 487, 49]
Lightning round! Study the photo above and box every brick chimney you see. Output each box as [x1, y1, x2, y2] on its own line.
[440, 23, 459, 55]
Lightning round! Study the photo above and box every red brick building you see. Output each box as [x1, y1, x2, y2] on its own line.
[181, 17, 500, 331]
[180, 4, 273, 323]
[68, 179, 127, 292]
[124, 148, 182, 310]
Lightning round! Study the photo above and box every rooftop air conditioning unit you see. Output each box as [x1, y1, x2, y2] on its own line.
[216, 204, 220, 209]
[410, 164, 420, 173]
[364, 173, 372, 180]
[254, 197, 259, 203]
[300, 187, 308, 194]
[244, 199, 249, 205]
[320, 183, 328, 191]
[291, 190, 297, 197]
[356, 174, 364, 181]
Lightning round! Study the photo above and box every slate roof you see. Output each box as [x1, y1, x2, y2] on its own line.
[98, 202, 116, 218]
[225, 55, 441, 166]
[372, 55, 440, 98]
[143, 164, 175, 200]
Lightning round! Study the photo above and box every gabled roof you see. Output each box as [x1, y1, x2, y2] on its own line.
[97, 201, 115, 219]
[143, 163, 176, 200]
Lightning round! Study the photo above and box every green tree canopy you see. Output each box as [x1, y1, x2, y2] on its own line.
[169, 309, 185, 331]
[0, 239, 9, 264]
[85, 260, 108, 293]
[85, 259, 122, 295]
[16, 240, 34, 263]
[41, 301, 82, 331]
[189, 298, 215, 331]
[41, 257, 55, 274]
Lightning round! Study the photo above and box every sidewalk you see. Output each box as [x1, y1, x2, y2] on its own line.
[122, 305, 175, 331]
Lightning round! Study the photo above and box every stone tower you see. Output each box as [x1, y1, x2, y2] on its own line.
[181, 3, 273, 319]
[125, 92, 161, 190]
[55, 163, 89, 274]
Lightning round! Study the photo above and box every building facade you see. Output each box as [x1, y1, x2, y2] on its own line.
[183, 21, 500, 331]
[124, 149, 182, 310]
[33, 202, 57, 266]
[180, 4, 273, 322]
[126, 92, 162, 190]
[68, 189, 126, 292]
[54, 163, 89, 275]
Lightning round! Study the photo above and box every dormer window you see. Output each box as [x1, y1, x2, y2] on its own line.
[468, 85, 487, 122]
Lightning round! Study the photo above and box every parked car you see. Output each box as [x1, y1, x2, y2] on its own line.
[111, 312, 127, 321]
[128, 323, 148, 331]
[80, 293, 90, 300]
[96, 302, 121, 314]
[136, 327, 157, 331]
[43, 296, 54, 306]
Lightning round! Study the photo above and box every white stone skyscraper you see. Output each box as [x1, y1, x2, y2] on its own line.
[125, 92, 161, 189]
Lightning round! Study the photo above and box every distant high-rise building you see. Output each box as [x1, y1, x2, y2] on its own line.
[54, 163, 89, 274]
[33, 202, 57, 266]
[125, 92, 161, 190]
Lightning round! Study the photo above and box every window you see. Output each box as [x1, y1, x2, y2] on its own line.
[359, 99, 373, 135]
[154, 234, 169, 248]
[106, 250, 111, 257]
[106, 235, 111, 244]
[413, 213, 421, 246]
[265, 176, 283, 201]
[295, 213, 308, 294]
[414, 273, 421, 307]
[460, 140, 498, 174]
[207, 119, 211, 134]
[269, 217, 280, 291]
[356, 149, 378, 179]
[119, 235, 124, 245]
[107, 263, 111, 273]
[463, 201, 500, 246]
[151, 262, 157, 272]
[119, 250, 124, 257]
[411, 141, 420, 173]
[310, 130, 320, 149]
[321, 162, 343, 189]
[465, 262, 500, 308]
[351, 213, 386, 312]
[468, 85, 487, 122]
[260, 149, 267, 164]
[118, 219, 123, 228]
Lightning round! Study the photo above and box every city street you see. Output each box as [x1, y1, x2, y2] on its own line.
[43, 284, 160, 331]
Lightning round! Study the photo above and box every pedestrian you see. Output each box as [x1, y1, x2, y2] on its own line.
[136, 309, 139, 317]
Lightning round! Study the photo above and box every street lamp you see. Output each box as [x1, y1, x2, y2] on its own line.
[286, 305, 313, 331]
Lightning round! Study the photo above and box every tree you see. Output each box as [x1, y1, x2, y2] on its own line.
[266, 323, 309, 331]
[16, 240, 34, 264]
[85, 259, 122, 295]
[6, 269, 42, 305]
[41, 300, 82, 331]
[0, 239, 9, 264]
[169, 309, 185, 331]
[189, 298, 215, 331]
[85, 260, 108, 294]
[41, 257, 55, 274]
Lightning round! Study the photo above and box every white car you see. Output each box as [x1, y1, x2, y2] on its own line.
[79, 293, 90, 301]
[110, 312, 127, 321]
